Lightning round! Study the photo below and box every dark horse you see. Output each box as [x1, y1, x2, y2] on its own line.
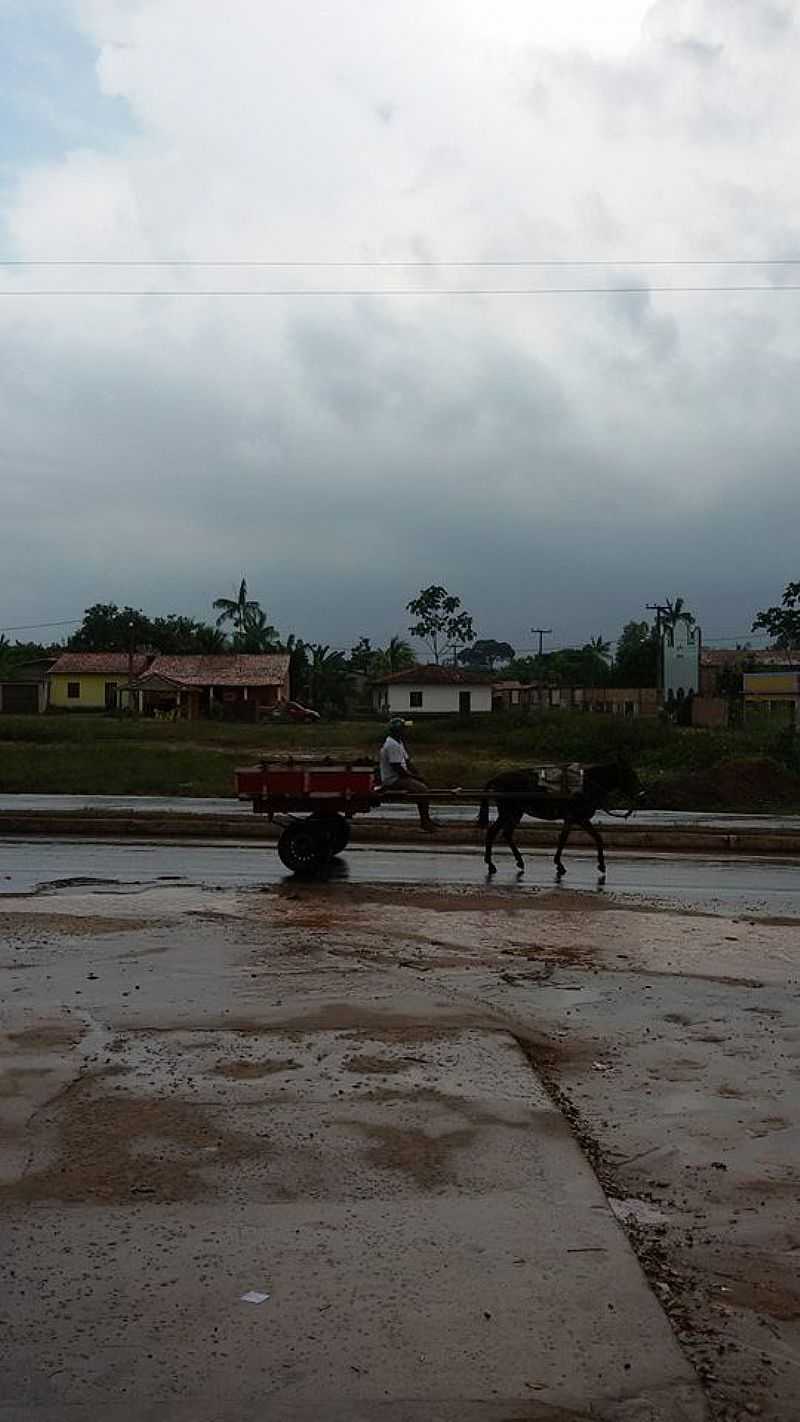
[477, 759, 642, 879]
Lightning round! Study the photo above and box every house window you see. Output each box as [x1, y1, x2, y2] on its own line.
[409, 690, 423, 708]
[67, 682, 80, 699]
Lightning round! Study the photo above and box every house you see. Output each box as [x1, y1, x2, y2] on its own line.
[0, 656, 56, 714]
[133, 654, 290, 720]
[48, 652, 150, 711]
[372, 665, 494, 716]
[700, 647, 800, 696]
[48, 651, 291, 719]
[743, 669, 800, 722]
[583, 687, 661, 717]
[491, 681, 663, 716]
[491, 680, 528, 711]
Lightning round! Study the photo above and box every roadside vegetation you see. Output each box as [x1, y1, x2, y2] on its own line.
[1, 711, 799, 809]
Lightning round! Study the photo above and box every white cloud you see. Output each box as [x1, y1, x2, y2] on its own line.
[2, 0, 800, 647]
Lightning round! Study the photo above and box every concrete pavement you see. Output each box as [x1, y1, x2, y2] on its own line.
[0, 891, 708, 1421]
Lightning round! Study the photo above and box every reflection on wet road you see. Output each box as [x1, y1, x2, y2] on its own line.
[1, 836, 799, 918]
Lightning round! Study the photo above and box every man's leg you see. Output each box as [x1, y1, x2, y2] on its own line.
[395, 774, 436, 830]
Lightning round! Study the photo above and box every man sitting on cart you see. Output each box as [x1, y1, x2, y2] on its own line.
[378, 719, 438, 832]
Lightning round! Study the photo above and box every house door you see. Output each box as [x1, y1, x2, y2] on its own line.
[105, 681, 118, 710]
[459, 691, 471, 715]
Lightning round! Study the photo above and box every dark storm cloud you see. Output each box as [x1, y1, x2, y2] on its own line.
[2, 0, 800, 651]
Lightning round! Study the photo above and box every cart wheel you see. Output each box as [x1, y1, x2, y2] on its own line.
[312, 815, 351, 856]
[277, 821, 330, 875]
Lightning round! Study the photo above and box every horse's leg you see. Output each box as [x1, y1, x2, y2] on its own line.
[502, 811, 525, 872]
[484, 812, 503, 875]
[581, 818, 606, 878]
[554, 818, 571, 877]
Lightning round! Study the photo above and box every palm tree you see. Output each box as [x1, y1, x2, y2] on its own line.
[212, 578, 260, 637]
[384, 635, 416, 673]
[234, 606, 281, 653]
[585, 635, 612, 663]
[663, 597, 695, 628]
[308, 643, 349, 714]
[193, 624, 228, 653]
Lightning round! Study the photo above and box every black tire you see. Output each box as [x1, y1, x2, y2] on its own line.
[277, 821, 330, 875]
[308, 814, 351, 857]
[327, 816, 352, 855]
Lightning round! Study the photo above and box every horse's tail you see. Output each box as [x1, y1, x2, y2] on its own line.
[477, 777, 499, 829]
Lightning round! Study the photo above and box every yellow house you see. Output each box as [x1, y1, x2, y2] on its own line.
[743, 670, 800, 720]
[48, 652, 150, 710]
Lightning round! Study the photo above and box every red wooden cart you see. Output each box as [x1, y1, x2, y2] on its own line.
[235, 756, 381, 871]
[235, 755, 584, 873]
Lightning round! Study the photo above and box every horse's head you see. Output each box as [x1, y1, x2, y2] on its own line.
[584, 756, 643, 810]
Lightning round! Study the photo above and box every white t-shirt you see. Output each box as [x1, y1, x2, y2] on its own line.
[379, 735, 409, 786]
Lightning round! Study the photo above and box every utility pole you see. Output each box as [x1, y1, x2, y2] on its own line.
[646, 604, 669, 695]
[531, 628, 552, 659]
[127, 620, 135, 716]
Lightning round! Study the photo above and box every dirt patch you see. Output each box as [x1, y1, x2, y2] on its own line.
[212, 1058, 300, 1079]
[1, 1088, 267, 1204]
[269, 883, 531, 915]
[343, 1053, 422, 1074]
[723, 1276, 800, 1321]
[0, 912, 158, 940]
[352, 1121, 475, 1189]
[0, 1066, 55, 1097]
[8, 1022, 86, 1050]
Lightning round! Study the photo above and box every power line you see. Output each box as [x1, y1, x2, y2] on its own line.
[0, 618, 80, 633]
[3, 285, 800, 297]
[4, 257, 800, 267]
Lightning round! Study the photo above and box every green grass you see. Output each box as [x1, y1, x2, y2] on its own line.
[0, 710, 798, 805]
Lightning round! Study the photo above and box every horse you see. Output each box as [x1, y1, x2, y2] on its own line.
[477, 759, 643, 879]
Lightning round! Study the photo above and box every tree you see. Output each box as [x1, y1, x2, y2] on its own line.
[69, 603, 233, 654]
[149, 613, 214, 654]
[458, 639, 515, 670]
[233, 606, 281, 653]
[663, 597, 695, 628]
[308, 644, 349, 715]
[348, 637, 377, 676]
[69, 604, 153, 652]
[611, 620, 658, 687]
[406, 585, 475, 664]
[193, 624, 228, 653]
[752, 580, 800, 648]
[585, 635, 612, 663]
[285, 634, 311, 702]
[375, 636, 417, 676]
[213, 578, 261, 637]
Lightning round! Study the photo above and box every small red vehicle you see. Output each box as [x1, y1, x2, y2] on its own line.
[235, 756, 379, 872]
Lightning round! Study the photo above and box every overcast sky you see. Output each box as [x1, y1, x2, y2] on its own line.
[2, 0, 798, 655]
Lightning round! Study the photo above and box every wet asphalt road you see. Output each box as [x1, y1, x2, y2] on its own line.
[3, 792, 800, 832]
[2, 835, 799, 917]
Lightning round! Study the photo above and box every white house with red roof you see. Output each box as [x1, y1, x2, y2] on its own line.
[372, 665, 494, 716]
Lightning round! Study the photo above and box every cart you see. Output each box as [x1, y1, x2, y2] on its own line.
[235, 755, 585, 874]
[235, 756, 380, 872]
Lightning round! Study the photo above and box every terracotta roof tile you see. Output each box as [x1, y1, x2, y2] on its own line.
[373, 664, 495, 686]
[50, 652, 151, 676]
[139, 654, 290, 688]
